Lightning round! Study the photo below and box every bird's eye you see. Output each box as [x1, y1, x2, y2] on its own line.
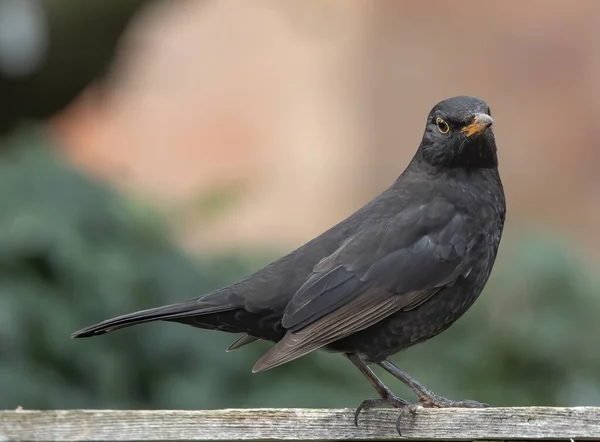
[436, 117, 450, 134]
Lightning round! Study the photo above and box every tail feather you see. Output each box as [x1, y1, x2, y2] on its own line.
[226, 333, 260, 352]
[71, 297, 237, 338]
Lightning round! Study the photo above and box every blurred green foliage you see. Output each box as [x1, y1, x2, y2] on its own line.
[0, 127, 599, 410]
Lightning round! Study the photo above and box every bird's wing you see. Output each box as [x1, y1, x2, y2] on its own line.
[253, 199, 471, 372]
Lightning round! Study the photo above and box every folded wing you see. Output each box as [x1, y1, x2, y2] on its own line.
[253, 199, 471, 372]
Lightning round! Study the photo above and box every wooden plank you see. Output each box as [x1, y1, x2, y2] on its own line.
[1, 407, 599, 441]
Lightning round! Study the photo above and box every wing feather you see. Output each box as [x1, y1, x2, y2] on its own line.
[253, 199, 473, 372]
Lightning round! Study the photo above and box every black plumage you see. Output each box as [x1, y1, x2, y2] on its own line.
[73, 95, 505, 425]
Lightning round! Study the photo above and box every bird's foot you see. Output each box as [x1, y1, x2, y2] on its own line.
[417, 393, 489, 409]
[394, 396, 487, 436]
[353, 393, 409, 426]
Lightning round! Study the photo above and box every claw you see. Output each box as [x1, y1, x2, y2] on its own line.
[353, 394, 409, 426]
[395, 403, 421, 436]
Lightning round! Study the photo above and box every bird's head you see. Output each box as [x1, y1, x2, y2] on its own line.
[418, 96, 497, 169]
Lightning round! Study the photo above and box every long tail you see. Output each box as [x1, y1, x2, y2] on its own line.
[71, 291, 238, 338]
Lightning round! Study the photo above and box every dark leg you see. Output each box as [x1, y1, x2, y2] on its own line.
[346, 353, 409, 425]
[378, 359, 489, 408]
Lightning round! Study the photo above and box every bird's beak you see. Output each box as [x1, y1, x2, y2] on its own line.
[461, 113, 494, 137]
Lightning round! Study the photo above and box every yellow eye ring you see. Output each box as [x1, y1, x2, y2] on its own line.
[436, 117, 450, 134]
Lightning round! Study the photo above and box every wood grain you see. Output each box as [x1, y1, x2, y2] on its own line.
[1, 407, 599, 441]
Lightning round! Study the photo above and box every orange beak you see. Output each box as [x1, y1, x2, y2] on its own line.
[461, 113, 494, 137]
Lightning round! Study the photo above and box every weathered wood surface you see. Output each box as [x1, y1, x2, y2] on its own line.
[1, 407, 599, 441]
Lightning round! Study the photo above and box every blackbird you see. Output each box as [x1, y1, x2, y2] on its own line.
[73, 95, 505, 426]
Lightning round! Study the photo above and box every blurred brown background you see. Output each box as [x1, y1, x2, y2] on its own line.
[51, 0, 600, 254]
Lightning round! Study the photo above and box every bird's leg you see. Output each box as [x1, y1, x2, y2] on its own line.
[378, 359, 489, 408]
[346, 353, 409, 425]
